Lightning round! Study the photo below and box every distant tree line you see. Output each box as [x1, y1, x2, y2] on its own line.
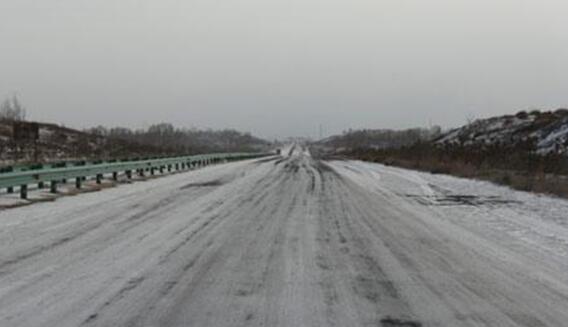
[0, 96, 269, 165]
[86, 123, 269, 155]
[324, 126, 442, 150]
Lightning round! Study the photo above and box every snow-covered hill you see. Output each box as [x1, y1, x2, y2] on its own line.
[436, 110, 568, 155]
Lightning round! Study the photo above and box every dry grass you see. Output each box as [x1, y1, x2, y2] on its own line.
[373, 157, 568, 199]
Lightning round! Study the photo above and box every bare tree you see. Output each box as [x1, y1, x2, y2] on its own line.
[465, 112, 476, 125]
[0, 95, 27, 121]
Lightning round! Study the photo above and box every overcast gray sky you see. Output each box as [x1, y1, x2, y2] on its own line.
[1, 0, 567, 139]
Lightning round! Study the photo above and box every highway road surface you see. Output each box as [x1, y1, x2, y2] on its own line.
[1, 146, 568, 327]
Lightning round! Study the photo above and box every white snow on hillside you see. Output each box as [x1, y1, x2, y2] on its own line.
[436, 110, 568, 155]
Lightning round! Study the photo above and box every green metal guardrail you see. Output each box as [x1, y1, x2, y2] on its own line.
[0, 152, 271, 199]
[0, 155, 210, 174]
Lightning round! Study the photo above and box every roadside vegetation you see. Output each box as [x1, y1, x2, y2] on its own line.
[0, 96, 269, 166]
[348, 142, 568, 198]
[321, 109, 568, 198]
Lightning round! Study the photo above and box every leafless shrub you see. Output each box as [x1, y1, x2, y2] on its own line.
[0, 95, 26, 122]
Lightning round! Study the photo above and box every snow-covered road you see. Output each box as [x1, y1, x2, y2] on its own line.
[1, 147, 568, 327]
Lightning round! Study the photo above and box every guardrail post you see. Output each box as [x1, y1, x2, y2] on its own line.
[7, 186, 13, 194]
[113, 172, 118, 181]
[175, 163, 179, 170]
[50, 181, 57, 193]
[96, 174, 103, 184]
[151, 167, 155, 175]
[126, 170, 132, 179]
[20, 185, 28, 199]
[138, 169, 144, 177]
[75, 177, 82, 189]
[38, 181, 45, 189]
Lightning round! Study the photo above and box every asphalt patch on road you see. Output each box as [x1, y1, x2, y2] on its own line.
[288, 145, 297, 156]
[284, 161, 301, 173]
[253, 156, 279, 164]
[402, 194, 520, 206]
[380, 317, 423, 327]
[180, 180, 224, 189]
[274, 157, 287, 166]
